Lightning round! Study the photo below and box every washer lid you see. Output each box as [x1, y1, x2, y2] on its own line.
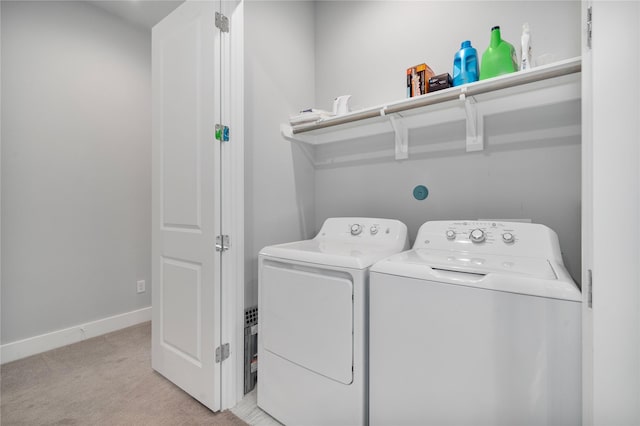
[410, 248, 557, 280]
[260, 239, 404, 270]
[371, 248, 581, 302]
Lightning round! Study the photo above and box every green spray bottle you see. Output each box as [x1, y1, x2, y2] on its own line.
[479, 26, 518, 80]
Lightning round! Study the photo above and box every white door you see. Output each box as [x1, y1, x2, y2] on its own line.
[151, 0, 222, 411]
[582, 1, 640, 424]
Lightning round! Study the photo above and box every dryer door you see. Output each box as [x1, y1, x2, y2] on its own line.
[261, 262, 354, 385]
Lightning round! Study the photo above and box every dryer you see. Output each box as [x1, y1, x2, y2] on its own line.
[369, 220, 581, 426]
[258, 217, 408, 426]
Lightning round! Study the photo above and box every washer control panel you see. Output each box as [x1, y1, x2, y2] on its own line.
[413, 220, 562, 260]
[431, 221, 518, 247]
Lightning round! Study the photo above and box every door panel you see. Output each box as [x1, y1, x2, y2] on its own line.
[152, 0, 221, 412]
[160, 17, 202, 228]
[261, 263, 354, 385]
[161, 258, 201, 364]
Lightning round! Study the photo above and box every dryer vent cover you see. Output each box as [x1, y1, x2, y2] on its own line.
[244, 306, 258, 394]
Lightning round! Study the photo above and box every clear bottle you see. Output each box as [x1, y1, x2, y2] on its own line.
[520, 23, 533, 70]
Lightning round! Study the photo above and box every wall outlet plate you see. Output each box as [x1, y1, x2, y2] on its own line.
[137, 280, 146, 294]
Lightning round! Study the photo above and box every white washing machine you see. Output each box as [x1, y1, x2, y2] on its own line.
[369, 220, 581, 426]
[257, 217, 408, 426]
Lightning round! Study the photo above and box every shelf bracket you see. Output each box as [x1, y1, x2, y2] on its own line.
[388, 115, 408, 160]
[460, 90, 484, 152]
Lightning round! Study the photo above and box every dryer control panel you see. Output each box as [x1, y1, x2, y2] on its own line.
[316, 217, 409, 245]
[413, 220, 563, 261]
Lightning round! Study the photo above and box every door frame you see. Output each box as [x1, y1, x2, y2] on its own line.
[221, 0, 245, 409]
[581, 1, 593, 424]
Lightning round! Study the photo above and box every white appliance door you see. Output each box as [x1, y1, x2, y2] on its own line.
[370, 272, 581, 426]
[151, 0, 221, 411]
[261, 263, 354, 384]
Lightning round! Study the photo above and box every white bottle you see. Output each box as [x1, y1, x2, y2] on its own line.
[520, 23, 533, 70]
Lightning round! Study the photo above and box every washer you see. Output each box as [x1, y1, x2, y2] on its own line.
[258, 217, 408, 426]
[369, 220, 582, 426]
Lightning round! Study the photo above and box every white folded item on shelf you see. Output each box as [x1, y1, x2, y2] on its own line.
[289, 109, 334, 125]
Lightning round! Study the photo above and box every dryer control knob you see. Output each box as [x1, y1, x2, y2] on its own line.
[470, 228, 486, 243]
[502, 232, 515, 243]
[446, 230, 456, 240]
[350, 224, 363, 236]
[370, 225, 379, 235]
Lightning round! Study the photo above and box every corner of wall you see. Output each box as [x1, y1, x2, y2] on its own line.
[0, 0, 4, 364]
[243, 1, 317, 308]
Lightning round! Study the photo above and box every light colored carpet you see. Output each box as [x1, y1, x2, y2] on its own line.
[0, 322, 248, 426]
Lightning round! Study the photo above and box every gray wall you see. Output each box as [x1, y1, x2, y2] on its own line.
[311, 1, 582, 282]
[314, 1, 581, 111]
[1, 1, 151, 343]
[244, 1, 316, 307]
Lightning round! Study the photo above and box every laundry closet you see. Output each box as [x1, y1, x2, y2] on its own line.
[247, 1, 583, 423]
[242, 1, 640, 424]
[244, 0, 581, 310]
[151, 0, 639, 423]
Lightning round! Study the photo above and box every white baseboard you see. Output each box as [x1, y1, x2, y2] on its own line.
[0, 306, 152, 364]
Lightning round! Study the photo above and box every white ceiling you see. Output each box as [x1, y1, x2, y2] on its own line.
[91, 0, 184, 29]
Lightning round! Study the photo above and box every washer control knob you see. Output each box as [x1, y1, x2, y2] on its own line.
[350, 224, 363, 236]
[502, 232, 515, 244]
[469, 229, 486, 243]
[445, 230, 456, 240]
[370, 225, 379, 235]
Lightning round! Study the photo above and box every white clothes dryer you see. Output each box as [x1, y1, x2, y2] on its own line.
[258, 217, 408, 426]
[369, 220, 581, 426]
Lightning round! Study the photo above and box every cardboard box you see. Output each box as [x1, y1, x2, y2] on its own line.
[406, 63, 435, 97]
[428, 73, 453, 92]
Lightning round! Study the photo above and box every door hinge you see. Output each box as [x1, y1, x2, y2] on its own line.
[587, 269, 593, 308]
[215, 234, 230, 252]
[215, 343, 230, 363]
[215, 12, 229, 33]
[215, 124, 230, 142]
[586, 6, 592, 49]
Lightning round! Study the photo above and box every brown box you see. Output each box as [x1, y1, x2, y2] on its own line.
[406, 63, 435, 97]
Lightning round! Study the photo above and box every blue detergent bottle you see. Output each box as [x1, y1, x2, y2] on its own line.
[452, 40, 479, 86]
